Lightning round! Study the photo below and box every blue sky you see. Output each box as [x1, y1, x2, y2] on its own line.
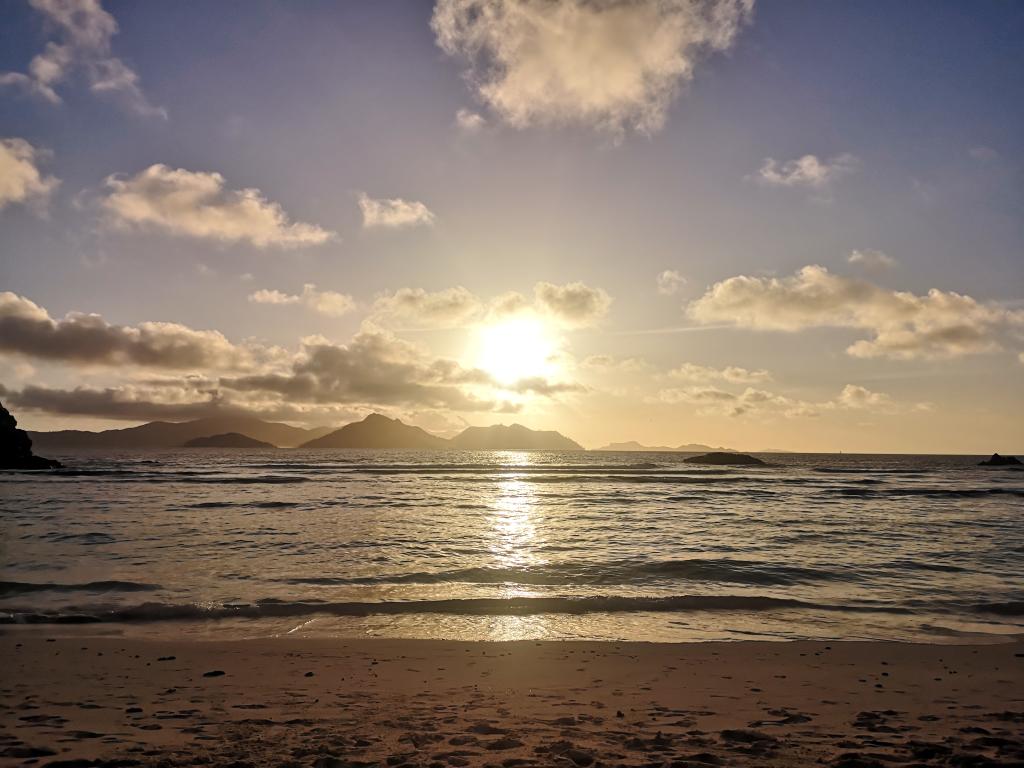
[1, 0, 1022, 451]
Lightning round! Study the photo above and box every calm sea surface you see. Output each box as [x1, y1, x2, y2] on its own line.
[1, 449, 1021, 643]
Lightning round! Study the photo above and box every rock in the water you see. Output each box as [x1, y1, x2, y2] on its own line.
[684, 451, 766, 466]
[978, 453, 1022, 466]
[0, 401, 61, 469]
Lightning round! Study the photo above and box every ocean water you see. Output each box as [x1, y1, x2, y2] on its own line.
[1, 449, 1021, 643]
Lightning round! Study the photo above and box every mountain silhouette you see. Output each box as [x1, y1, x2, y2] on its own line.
[183, 432, 276, 448]
[29, 416, 333, 449]
[596, 440, 733, 452]
[300, 414, 448, 449]
[451, 423, 582, 450]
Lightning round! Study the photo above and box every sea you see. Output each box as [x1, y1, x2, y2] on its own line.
[1, 449, 1022, 643]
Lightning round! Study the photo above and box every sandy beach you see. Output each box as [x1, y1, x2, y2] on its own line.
[1, 634, 1021, 767]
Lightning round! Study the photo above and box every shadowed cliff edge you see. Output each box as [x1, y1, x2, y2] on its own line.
[0, 401, 61, 469]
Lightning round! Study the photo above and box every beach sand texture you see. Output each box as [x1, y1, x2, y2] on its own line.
[1, 635, 1022, 767]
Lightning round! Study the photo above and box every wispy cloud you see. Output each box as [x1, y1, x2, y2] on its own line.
[102, 165, 335, 248]
[0, 0, 165, 117]
[754, 153, 857, 188]
[432, 0, 754, 137]
[249, 284, 355, 317]
[656, 269, 685, 295]
[358, 193, 435, 229]
[0, 138, 60, 212]
[847, 249, 896, 270]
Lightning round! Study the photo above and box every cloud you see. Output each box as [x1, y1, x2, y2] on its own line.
[968, 146, 998, 163]
[687, 265, 1024, 360]
[455, 108, 486, 133]
[369, 281, 612, 330]
[657, 382, 906, 419]
[656, 269, 685, 296]
[219, 328, 500, 412]
[669, 362, 771, 384]
[249, 284, 356, 317]
[101, 165, 334, 248]
[533, 281, 612, 328]
[372, 287, 483, 328]
[754, 153, 857, 188]
[358, 193, 435, 229]
[0, 138, 60, 211]
[0, 291, 265, 370]
[836, 384, 890, 410]
[432, 0, 753, 136]
[0, 0, 165, 117]
[847, 249, 896, 270]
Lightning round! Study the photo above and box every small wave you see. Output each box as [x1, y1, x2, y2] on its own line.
[0, 580, 161, 598]
[973, 601, 1024, 616]
[280, 558, 842, 587]
[826, 487, 1024, 499]
[185, 500, 300, 509]
[0, 594, 910, 625]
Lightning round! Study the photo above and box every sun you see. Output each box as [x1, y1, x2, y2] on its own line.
[474, 316, 559, 386]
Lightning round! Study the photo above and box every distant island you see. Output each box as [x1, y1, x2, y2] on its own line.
[183, 432, 276, 448]
[451, 423, 582, 451]
[597, 440, 735, 452]
[29, 416, 334, 449]
[301, 414, 448, 449]
[302, 414, 581, 450]
[25, 412, 582, 452]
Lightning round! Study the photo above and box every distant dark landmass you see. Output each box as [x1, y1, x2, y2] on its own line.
[978, 453, 1022, 467]
[29, 416, 333, 449]
[301, 414, 448, 450]
[183, 433, 276, 448]
[684, 452, 766, 466]
[596, 440, 733, 452]
[451, 423, 583, 451]
[303, 415, 582, 450]
[1, 402, 61, 470]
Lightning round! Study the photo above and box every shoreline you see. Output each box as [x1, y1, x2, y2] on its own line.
[2, 635, 1021, 767]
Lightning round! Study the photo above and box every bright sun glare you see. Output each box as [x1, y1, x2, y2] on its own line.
[475, 316, 559, 386]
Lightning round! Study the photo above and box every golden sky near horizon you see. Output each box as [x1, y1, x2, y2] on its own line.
[1, 0, 1022, 453]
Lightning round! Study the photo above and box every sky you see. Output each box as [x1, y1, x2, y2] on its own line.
[1, 0, 1022, 453]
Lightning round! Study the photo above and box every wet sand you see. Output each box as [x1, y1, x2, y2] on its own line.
[1, 634, 1022, 767]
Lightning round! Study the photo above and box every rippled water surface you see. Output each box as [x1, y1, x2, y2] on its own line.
[1, 449, 1022, 642]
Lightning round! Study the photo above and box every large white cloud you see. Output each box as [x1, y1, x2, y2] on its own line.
[102, 165, 335, 248]
[249, 284, 356, 317]
[0, 291, 268, 370]
[0, 0, 165, 117]
[687, 265, 1024, 360]
[432, 0, 753, 136]
[358, 193, 435, 229]
[0, 138, 60, 211]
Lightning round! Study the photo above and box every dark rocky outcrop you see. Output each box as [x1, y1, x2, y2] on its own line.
[684, 451, 766, 466]
[978, 453, 1022, 467]
[183, 432, 276, 448]
[451, 423, 583, 451]
[1, 402, 61, 469]
[300, 413, 448, 449]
